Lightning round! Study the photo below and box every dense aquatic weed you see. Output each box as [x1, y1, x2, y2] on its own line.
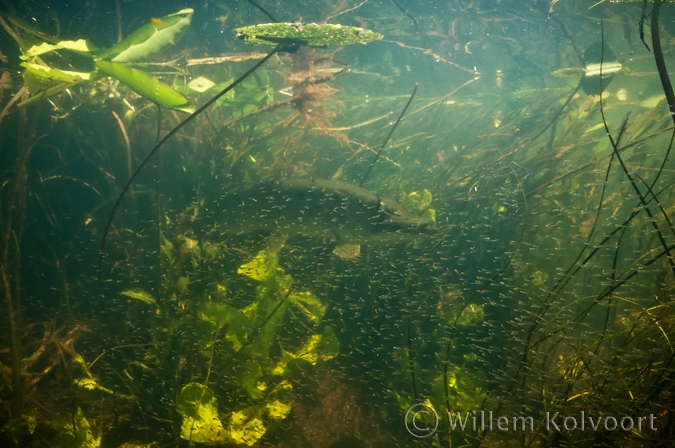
[483, 11, 675, 446]
[0, 94, 38, 424]
[97, 46, 282, 317]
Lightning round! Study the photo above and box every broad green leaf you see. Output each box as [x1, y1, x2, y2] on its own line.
[240, 362, 264, 399]
[455, 304, 485, 328]
[21, 62, 91, 83]
[20, 39, 99, 60]
[120, 289, 156, 306]
[95, 60, 194, 113]
[98, 9, 193, 62]
[283, 334, 321, 365]
[229, 409, 266, 446]
[236, 22, 383, 47]
[177, 383, 228, 444]
[265, 400, 291, 422]
[289, 291, 325, 325]
[238, 249, 277, 281]
[53, 407, 101, 448]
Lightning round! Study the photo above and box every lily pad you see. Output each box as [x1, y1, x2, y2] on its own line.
[235, 23, 383, 47]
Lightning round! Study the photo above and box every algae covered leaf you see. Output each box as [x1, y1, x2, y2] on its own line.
[235, 23, 383, 47]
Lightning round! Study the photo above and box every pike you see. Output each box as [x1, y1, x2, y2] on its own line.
[204, 179, 436, 248]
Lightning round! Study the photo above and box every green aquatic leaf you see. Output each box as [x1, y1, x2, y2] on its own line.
[317, 326, 340, 362]
[423, 208, 436, 223]
[406, 189, 433, 210]
[265, 400, 292, 422]
[21, 62, 91, 83]
[241, 362, 265, 399]
[229, 408, 266, 446]
[53, 407, 101, 448]
[443, 366, 487, 411]
[175, 276, 190, 295]
[26, 407, 37, 434]
[94, 60, 194, 112]
[283, 327, 339, 366]
[160, 231, 174, 265]
[20, 39, 99, 60]
[98, 9, 193, 62]
[75, 378, 114, 395]
[289, 291, 325, 325]
[235, 22, 383, 47]
[120, 289, 156, 305]
[456, 304, 485, 327]
[176, 383, 228, 444]
[238, 249, 277, 281]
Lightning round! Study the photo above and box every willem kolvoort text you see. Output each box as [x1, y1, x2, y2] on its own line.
[447, 411, 658, 432]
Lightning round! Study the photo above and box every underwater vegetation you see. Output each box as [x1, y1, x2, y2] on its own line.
[1, 0, 675, 447]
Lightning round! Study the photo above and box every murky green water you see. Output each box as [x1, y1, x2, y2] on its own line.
[1, 0, 674, 446]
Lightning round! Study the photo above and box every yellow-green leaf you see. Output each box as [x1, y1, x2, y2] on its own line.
[177, 383, 228, 444]
[20, 39, 99, 60]
[21, 62, 91, 83]
[75, 378, 114, 395]
[238, 249, 276, 281]
[229, 409, 266, 446]
[265, 400, 292, 422]
[121, 289, 157, 306]
[95, 60, 194, 113]
[289, 291, 325, 325]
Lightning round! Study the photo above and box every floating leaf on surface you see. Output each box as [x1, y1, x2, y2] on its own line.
[235, 23, 383, 47]
[97, 9, 193, 62]
[95, 60, 194, 112]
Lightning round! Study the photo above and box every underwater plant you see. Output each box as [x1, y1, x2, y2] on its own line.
[2, 1, 675, 447]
